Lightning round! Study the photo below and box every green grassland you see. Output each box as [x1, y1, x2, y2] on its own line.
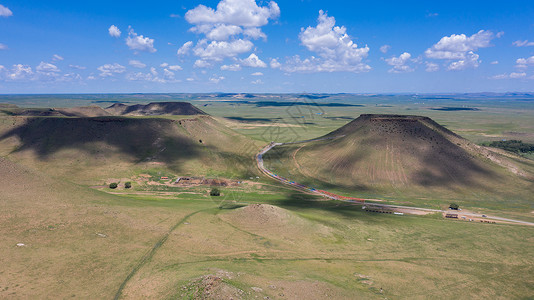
[0, 95, 533, 299]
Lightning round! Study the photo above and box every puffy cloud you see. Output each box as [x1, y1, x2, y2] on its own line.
[209, 75, 225, 83]
[177, 41, 194, 55]
[69, 64, 86, 70]
[490, 61, 499, 65]
[425, 62, 439, 72]
[185, 0, 279, 28]
[490, 72, 527, 80]
[251, 79, 263, 84]
[447, 51, 479, 71]
[244, 27, 266, 40]
[168, 65, 182, 71]
[385, 52, 414, 73]
[0, 4, 13, 17]
[126, 69, 169, 83]
[284, 11, 370, 73]
[193, 59, 213, 68]
[126, 27, 156, 53]
[129, 60, 146, 68]
[36, 62, 60, 74]
[516, 56, 534, 68]
[163, 69, 175, 78]
[183, 0, 278, 67]
[425, 30, 497, 70]
[251, 72, 263, 76]
[240, 53, 267, 68]
[0, 43, 7, 50]
[510, 72, 527, 78]
[270, 58, 281, 69]
[220, 64, 242, 71]
[512, 40, 534, 47]
[52, 54, 64, 61]
[191, 24, 243, 41]
[35, 62, 65, 81]
[425, 30, 495, 60]
[97, 63, 126, 77]
[380, 45, 391, 54]
[108, 25, 121, 38]
[7, 64, 33, 81]
[193, 39, 253, 61]
[283, 55, 371, 73]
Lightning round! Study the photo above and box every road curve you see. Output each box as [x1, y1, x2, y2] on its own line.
[256, 140, 534, 226]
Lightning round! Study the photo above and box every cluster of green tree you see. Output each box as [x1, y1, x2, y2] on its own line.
[482, 140, 534, 153]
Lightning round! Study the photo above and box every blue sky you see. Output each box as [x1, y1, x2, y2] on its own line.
[1, 0, 534, 93]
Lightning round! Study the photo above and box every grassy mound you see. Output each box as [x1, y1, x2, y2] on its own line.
[0, 115, 259, 182]
[264, 114, 534, 211]
[105, 102, 206, 116]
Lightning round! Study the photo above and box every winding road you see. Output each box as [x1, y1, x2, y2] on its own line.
[256, 140, 534, 226]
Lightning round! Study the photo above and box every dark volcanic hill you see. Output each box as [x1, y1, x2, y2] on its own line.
[0, 115, 256, 181]
[270, 114, 534, 202]
[105, 102, 206, 116]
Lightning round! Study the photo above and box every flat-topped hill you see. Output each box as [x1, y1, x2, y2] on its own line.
[264, 114, 534, 208]
[1, 102, 206, 117]
[105, 102, 206, 116]
[0, 115, 257, 182]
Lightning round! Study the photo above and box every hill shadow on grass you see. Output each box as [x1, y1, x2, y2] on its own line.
[0, 117, 202, 169]
[275, 192, 378, 219]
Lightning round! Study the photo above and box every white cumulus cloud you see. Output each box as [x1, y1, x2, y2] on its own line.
[240, 53, 267, 68]
[0, 4, 13, 17]
[283, 10, 370, 73]
[126, 27, 156, 53]
[209, 75, 225, 83]
[183, 0, 279, 67]
[108, 25, 121, 38]
[168, 65, 182, 71]
[270, 58, 281, 69]
[0, 43, 7, 50]
[425, 30, 497, 70]
[513, 40, 534, 47]
[177, 41, 194, 55]
[251, 72, 263, 76]
[36, 62, 60, 74]
[380, 45, 391, 54]
[7, 64, 33, 81]
[490, 72, 527, 80]
[185, 0, 279, 28]
[425, 62, 439, 72]
[385, 52, 415, 73]
[129, 60, 146, 68]
[516, 56, 534, 68]
[193, 39, 253, 62]
[447, 51, 480, 71]
[52, 54, 64, 61]
[220, 64, 242, 71]
[69, 64, 86, 70]
[98, 63, 126, 77]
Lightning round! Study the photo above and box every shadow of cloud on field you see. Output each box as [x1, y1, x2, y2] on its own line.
[276, 192, 379, 220]
[0, 117, 202, 167]
[225, 116, 283, 123]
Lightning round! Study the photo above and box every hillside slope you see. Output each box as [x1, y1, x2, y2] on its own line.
[0, 115, 258, 182]
[264, 114, 534, 210]
[0, 157, 191, 298]
[105, 102, 207, 116]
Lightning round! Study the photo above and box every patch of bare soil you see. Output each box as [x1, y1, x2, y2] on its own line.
[180, 271, 244, 299]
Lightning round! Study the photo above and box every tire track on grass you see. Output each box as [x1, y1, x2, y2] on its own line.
[113, 209, 209, 300]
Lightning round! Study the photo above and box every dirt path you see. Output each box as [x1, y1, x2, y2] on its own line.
[113, 208, 211, 300]
[257, 141, 534, 227]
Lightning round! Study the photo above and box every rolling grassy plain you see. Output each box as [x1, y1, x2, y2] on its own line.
[0, 94, 533, 299]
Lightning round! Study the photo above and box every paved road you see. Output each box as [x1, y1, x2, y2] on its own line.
[256, 140, 534, 226]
